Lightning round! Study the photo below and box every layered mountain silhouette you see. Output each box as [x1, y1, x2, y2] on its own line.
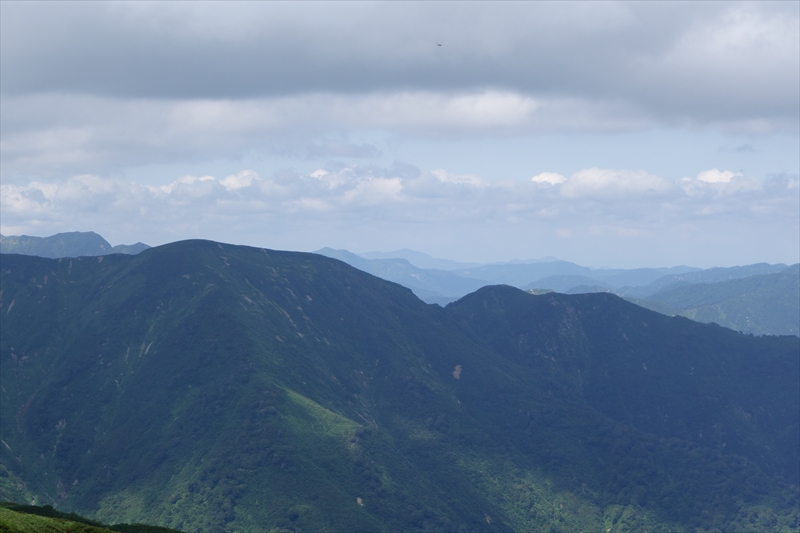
[318, 247, 798, 336]
[0, 232, 149, 258]
[1, 240, 797, 532]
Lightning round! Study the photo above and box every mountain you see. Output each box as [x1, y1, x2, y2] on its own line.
[452, 260, 593, 287]
[358, 249, 482, 271]
[638, 264, 800, 336]
[0, 232, 149, 259]
[455, 262, 700, 291]
[0, 502, 183, 533]
[524, 275, 612, 293]
[620, 263, 791, 298]
[315, 247, 487, 303]
[1, 241, 798, 532]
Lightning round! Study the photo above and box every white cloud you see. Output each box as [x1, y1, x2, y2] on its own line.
[343, 178, 404, 205]
[696, 168, 737, 183]
[220, 170, 258, 191]
[560, 168, 674, 199]
[2, 165, 795, 268]
[432, 169, 486, 186]
[532, 172, 566, 185]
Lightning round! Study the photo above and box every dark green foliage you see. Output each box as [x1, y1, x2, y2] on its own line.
[1, 241, 798, 532]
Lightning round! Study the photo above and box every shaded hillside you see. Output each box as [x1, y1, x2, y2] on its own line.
[642, 265, 800, 336]
[0, 232, 149, 258]
[1, 242, 798, 533]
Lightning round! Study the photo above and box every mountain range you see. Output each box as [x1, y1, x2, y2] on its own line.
[316, 248, 798, 336]
[0, 232, 149, 258]
[1, 240, 798, 532]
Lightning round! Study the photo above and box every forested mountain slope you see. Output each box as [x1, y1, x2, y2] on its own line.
[1, 241, 797, 532]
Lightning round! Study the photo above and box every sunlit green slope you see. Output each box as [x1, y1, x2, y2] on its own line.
[1, 241, 797, 532]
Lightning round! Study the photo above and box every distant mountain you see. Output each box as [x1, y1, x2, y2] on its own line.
[0, 232, 149, 258]
[621, 262, 790, 298]
[455, 262, 700, 291]
[564, 284, 612, 295]
[524, 275, 612, 293]
[315, 247, 488, 303]
[588, 265, 700, 289]
[638, 264, 800, 336]
[453, 260, 593, 287]
[1, 241, 797, 532]
[358, 249, 482, 271]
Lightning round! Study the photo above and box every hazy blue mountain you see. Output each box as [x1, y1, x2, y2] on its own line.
[454, 262, 700, 291]
[588, 265, 700, 288]
[564, 284, 613, 295]
[0, 232, 149, 259]
[452, 260, 594, 287]
[315, 247, 488, 302]
[358, 249, 482, 270]
[524, 275, 612, 293]
[1, 241, 797, 532]
[620, 262, 791, 298]
[640, 264, 800, 336]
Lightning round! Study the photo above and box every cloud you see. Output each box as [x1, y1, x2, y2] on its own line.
[532, 172, 566, 185]
[2, 165, 796, 266]
[306, 141, 380, 159]
[220, 170, 258, 191]
[560, 168, 674, 200]
[2, 2, 796, 128]
[431, 170, 486, 186]
[696, 168, 738, 183]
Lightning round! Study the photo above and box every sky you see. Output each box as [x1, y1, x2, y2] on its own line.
[1, 1, 798, 268]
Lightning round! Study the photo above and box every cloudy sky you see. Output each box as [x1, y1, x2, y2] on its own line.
[1, 1, 798, 268]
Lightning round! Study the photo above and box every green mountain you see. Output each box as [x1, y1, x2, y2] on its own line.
[634, 265, 799, 336]
[0, 232, 149, 258]
[0, 502, 183, 533]
[1, 241, 798, 532]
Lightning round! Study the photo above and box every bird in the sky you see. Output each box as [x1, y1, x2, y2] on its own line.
[436, 43, 442, 46]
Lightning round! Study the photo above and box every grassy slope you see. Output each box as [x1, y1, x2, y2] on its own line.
[0, 507, 114, 533]
[1, 241, 798, 532]
[0, 503, 183, 533]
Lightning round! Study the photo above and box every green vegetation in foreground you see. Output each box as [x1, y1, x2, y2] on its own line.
[0, 502, 183, 533]
[1, 241, 798, 532]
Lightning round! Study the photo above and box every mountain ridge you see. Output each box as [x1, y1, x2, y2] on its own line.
[0, 232, 149, 258]
[2, 240, 797, 532]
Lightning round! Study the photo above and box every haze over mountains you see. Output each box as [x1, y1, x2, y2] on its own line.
[1, 231, 796, 337]
[315, 247, 798, 336]
[1, 239, 798, 533]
